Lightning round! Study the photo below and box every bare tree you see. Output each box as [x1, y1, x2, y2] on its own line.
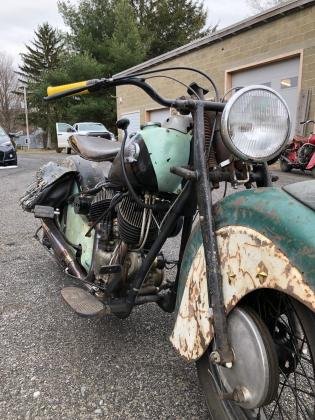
[0, 52, 21, 132]
[247, 0, 287, 13]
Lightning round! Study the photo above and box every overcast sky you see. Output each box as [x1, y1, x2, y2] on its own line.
[0, 0, 253, 68]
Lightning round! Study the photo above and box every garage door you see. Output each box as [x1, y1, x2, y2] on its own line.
[232, 57, 300, 135]
[120, 111, 140, 135]
[148, 108, 170, 124]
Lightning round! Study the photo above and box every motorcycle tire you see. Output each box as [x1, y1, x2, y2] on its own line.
[196, 295, 315, 420]
[312, 168, 315, 178]
[280, 160, 291, 172]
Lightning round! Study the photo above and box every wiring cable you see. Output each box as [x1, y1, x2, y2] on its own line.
[143, 75, 201, 100]
[122, 66, 220, 100]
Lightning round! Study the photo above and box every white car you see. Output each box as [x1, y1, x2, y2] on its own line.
[56, 122, 76, 154]
[73, 122, 115, 141]
[56, 122, 115, 154]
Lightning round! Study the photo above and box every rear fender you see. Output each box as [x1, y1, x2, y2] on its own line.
[171, 187, 315, 361]
[60, 155, 109, 190]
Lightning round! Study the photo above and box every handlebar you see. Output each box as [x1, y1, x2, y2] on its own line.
[300, 119, 315, 125]
[45, 76, 225, 113]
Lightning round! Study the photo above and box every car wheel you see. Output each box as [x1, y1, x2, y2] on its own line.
[66, 148, 71, 154]
[56, 148, 62, 153]
[280, 160, 291, 172]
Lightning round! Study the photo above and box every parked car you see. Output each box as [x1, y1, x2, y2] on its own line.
[56, 122, 115, 154]
[56, 122, 76, 154]
[73, 122, 115, 141]
[0, 126, 17, 167]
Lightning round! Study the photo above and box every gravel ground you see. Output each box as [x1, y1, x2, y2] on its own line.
[0, 151, 311, 420]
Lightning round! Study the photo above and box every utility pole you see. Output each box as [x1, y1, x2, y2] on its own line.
[23, 86, 30, 150]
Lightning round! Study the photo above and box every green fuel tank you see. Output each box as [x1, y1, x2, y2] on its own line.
[108, 115, 192, 194]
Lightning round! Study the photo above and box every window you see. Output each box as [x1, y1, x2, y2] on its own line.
[57, 123, 73, 132]
[280, 77, 298, 89]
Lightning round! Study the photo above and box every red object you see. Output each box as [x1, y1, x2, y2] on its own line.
[280, 121, 315, 174]
[306, 151, 315, 170]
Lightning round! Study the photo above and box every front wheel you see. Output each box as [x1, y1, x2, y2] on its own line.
[196, 292, 315, 419]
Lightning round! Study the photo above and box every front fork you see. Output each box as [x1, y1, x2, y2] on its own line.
[193, 102, 234, 366]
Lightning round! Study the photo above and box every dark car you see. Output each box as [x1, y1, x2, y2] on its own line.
[0, 126, 17, 167]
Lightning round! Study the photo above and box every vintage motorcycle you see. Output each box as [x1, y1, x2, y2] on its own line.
[20, 67, 315, 419]
[280, 119, 315, 176]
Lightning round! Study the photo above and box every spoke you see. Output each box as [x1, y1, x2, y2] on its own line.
[276, 317, 315, 393]
[279, 381, 314, 399]
[294, 370, 315, 383]
[219, 294, 315, 420]
[292, 344, 315, 391]
[293, 369, 299, 419]
[270, 376, 289, 418]
[278, 369, 311, 419]
[298, 353, 313, 364]
[276, 399, 291, 420]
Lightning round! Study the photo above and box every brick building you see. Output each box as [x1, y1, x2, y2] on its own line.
[115, 0, 315, 137]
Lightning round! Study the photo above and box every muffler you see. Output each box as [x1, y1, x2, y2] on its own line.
[41, 218, 86, 279]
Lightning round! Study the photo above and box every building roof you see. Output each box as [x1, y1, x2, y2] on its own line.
[115, 0, 314, 77]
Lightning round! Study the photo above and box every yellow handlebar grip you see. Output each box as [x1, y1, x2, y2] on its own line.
[47, 80, 89, 97]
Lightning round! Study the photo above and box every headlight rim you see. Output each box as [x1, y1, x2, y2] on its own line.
[220, 84, 291, 162]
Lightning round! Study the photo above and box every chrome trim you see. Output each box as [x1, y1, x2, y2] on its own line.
[220, 84, 291, 162]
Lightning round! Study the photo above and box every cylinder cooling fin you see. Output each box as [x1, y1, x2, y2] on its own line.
[117, 194, 167, 248]
[89, 187, 115, 221]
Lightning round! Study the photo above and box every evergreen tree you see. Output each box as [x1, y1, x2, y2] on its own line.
[27, 54, 116, 147]
[144, 0, 212, 58]
[58, 0, 214, 65]
[18, 22, 64, 82]
[18, 23, 64, 148]
[58, 0, 116, 72]
[108, 0, 146, 73]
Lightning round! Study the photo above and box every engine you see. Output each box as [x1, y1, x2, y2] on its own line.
[79, 187, 178, 294]
[117, 194, 167, 249]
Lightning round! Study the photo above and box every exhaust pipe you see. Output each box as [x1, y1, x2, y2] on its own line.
[41, 218, 86, 280]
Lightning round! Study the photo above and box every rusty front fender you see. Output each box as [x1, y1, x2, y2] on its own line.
[170, 186, 315, 361]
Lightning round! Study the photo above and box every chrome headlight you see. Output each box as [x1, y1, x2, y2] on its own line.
[221, 85, 291, 162]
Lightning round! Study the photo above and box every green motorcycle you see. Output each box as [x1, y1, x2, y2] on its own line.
[21, 67, 315, 419]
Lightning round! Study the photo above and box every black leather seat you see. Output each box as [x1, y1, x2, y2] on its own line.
[283, 180, 315, 211]
[68, 135, 121, 162]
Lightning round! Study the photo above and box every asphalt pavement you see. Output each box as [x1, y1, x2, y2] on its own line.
[0, 151, 311, 420]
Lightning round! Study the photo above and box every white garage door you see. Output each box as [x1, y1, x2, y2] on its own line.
[232, 57, 300, 135]
[120, 111, 140, 136]
[149, 108, 170, 124]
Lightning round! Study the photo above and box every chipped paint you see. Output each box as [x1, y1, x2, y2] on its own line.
[170, 225, 315, 361]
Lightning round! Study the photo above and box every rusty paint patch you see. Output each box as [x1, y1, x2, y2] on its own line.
[170, 225, 315, 361]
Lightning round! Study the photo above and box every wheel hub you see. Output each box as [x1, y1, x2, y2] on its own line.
[215, 307, 279, 410]
[274, 320, 298, 374]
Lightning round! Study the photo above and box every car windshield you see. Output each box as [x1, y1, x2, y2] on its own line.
[78, 123, 107, 132]
[0, 126, 10, 145]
